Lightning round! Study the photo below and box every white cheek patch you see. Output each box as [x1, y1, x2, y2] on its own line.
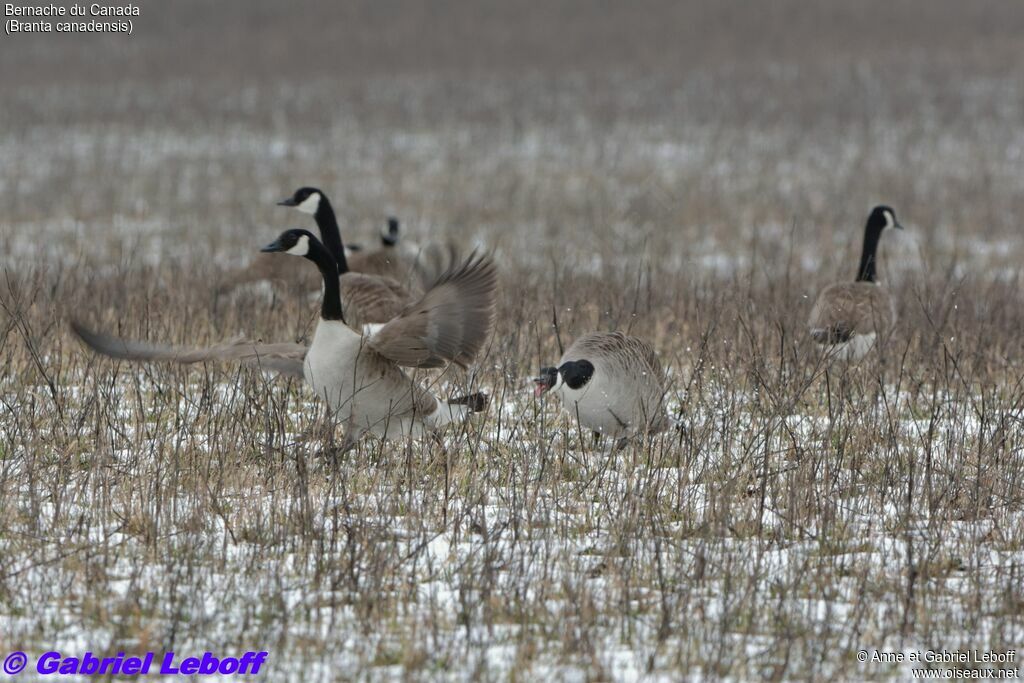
[884, 210, 895, 229]
[296, 192, 321, 215]
[285, 234, 310, 256]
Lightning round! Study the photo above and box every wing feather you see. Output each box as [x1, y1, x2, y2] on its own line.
[71, 321, 307, 378]
[568, 332, 665, 387]
[808, 282, 894, 343]
[366, 251, 498, 369]
[339, 273, 411, 327]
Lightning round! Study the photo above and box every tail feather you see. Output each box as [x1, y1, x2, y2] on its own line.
[448, 391, 489, 413]
[425, 391, 489, 428]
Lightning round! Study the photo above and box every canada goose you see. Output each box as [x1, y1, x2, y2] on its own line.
[808, 205, 903, 361]
[220, 193, 416, 325]
[261, 228, 497, 450]
[278, 187, 460, 287]
[278, 188, 421, 281]
[218, 191, 408, 299]
[533, 332, 669, 440]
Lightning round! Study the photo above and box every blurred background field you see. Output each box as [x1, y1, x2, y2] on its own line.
[2, 1, 1024, 680]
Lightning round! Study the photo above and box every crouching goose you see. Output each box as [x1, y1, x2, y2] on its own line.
[533, 332, 669, 442]
[808, 205, 902, 361]
[261, 228, 497, 450]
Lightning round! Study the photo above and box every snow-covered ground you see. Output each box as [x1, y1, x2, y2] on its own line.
[4, 6, 1024, 677]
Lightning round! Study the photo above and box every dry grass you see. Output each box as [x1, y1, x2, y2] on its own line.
[2, 1, 1024, 680]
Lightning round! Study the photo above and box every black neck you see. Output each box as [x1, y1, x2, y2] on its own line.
[313, 197, 349, 275]
[855, 222, 883, 282]
[307, 238, 344, 322]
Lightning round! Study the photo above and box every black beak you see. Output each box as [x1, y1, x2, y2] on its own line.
[894, 221, 905, 230]
[533, 366, 558, 397]
[277, 197, 298, 207]
[261, 239, 284, 253]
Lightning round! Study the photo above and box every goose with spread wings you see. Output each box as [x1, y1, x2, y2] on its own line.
[259, 228, 496, 449]
[73, 229, 497, 450]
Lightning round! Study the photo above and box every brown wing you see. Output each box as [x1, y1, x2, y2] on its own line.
[808, 282, 895, 342]
[71, 321, 307, 378]
[339, 273, 412, 327]
[347, 248, 417, 282]
[366, 252, 498, 369]
[409, 241, 461, 289]
[350, 239, 462, 292]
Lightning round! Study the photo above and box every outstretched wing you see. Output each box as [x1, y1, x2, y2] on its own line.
[410, 241, 461, 289]
[366, 251, 497, 369]
[339, 273, 412, 327]
[71, 321, 307, 378]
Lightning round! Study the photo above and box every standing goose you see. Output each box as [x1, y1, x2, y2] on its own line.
[279, 187, 458, 287]
[279, 188, 420, 283]
[221, 195, 415, 326]
[533, 332, 669, 440]
[808, 205, 903, 361]
[218, 188, 413, 320]
[261, 228, 497, 450]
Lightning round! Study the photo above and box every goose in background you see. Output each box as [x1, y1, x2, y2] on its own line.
[278, 187, 458, 287]
[217, 190, 411, 299]
[808, 205, 902, 361]
[533, 332, 669, 443]
[219, 196, 417, 326]
[260, 228, 497, 450]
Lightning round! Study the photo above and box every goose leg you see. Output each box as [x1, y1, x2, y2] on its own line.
[296, 415, 335, 447]
[335, 421, 365, 456]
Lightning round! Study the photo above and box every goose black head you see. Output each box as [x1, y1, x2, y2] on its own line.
[261, 228, 317, 258]
[277, 187, 323, 215]
[867, 205, 903, 233]
[382, 216, 400, 247]
[533, 359, 595, 397]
